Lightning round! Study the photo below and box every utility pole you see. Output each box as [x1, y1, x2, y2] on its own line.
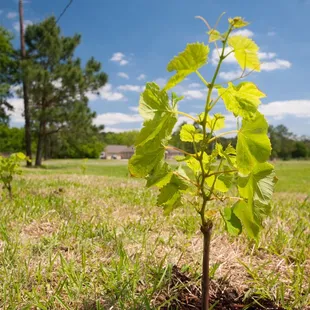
[19, 0, 32, 167]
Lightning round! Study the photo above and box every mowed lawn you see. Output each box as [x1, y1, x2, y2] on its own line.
[0, 160, 308, 309]
[25, 158, 310, 194]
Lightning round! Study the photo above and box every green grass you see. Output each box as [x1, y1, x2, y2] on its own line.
[24, 159, 310, 194]
[23, 159, 131, 178]
[274, 160, 310, 193]
[0, 160, 308, 309]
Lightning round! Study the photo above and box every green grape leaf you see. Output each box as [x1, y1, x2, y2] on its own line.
[146, 160, 173, 188]
[209, 113, 225, 130]
[208, 29, 223, 42]
[236, 113, 271, 174]
[180, 124, 203, 142]
[186, 152, 210, 175]
[157, 171, 188, 214]
[186, 157, 201, 174]
[228, 17, 249, 29]
[206, 171, 233, 193]
[171, 92, 184, 107]
[218, 82, 266, 119]
[165, 43, 210, 90]
[228, 36, 260, 71]
[139, 82, 170, 121]
[233, 200, 260, 240]
[238, 162, 277, 225]
[129, 143, 165, 178]
[223, 206, 242, 236]
[136, 83, 177, 147]
[216, 143, 237, 168]
[238, 162, 276, 205]
[199, 113, 225, 131]
[174, 155, 188, 162]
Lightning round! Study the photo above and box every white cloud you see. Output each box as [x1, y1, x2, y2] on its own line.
[212, 47, 291, 75]
[103, 127, 140, 133]
[188, 83, 201, 88]
[261, 59, 292, 71]
[110, 52, 129, 66]
[7, 12, 18, 19]
[211, 47, 234, 65]
[219, 70, 243, 81]
[258, 52, 277, 60]
[87, 84, 125, 102]
[94, 112, 142, 126]
[137, 74, 146, 81]
[117, 72, 129, 79]
[231, 29, 254, 38]
[267, 31, 276, 37]
[120, 60, 128, 66]
[260, 100, 310, 118]
[212, 48, 279, 65]
[7, 97, 24, 124]
[182, 90, 205, 100]
[129, 106, 139, 112]
[117, 85, 144, 92]
[154, 78, 167, 88]
[13, 20, 32, 32]
[110, 52, 124, 62]
[0, 10, 3, 15]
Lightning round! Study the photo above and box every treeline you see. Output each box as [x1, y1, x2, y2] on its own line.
[170, 123, 310, 160]
[0, 17, 107, 165]
[0, 124, 104, 158]
[0, 126, 139, 158]
[1, 122, 309, 160]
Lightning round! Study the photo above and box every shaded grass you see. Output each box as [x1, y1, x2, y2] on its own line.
[0, 170, 309, 309]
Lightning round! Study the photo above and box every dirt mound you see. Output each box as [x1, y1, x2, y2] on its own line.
[158, 265, 284, 310]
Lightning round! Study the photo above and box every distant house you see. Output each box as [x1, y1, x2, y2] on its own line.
[100, 145, 183, 160]
[101, 145, 134, 159]
[165, 148, 184, 160]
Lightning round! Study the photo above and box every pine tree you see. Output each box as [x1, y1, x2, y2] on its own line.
[24, 17, 107, 166]
[0, 26, 18, 124]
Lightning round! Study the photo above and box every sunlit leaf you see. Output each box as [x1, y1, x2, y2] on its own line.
[236, 113, 271, 174]
[238, 162, 277, 224]
[129, 142, 165, 178]
[218, 82, 266, 119]
[206, 170, 233, 193]
[146, 160, 173, 188]
[228, 16, 249, 29]
[157, 170, 188, 214]
[233, 200, 260, 240]
[208, 29, 223, 42]
[165, 43, 210, 90]
[223, 206, 242, 236]
[228, 36, 260, 71]
[136, 83, 177, 147]
[180, 124, 203, 143]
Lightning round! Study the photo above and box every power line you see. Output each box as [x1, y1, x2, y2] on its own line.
[56, 0, 74, 24]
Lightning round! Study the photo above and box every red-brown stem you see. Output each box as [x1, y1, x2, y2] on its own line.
[201, 220, 213, 310]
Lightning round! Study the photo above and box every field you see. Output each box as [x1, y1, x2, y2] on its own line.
[0, 160, 309, 309]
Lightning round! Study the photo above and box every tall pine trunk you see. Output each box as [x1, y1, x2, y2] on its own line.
[35, 121, 45, 166]
[19, 0, 32, 166]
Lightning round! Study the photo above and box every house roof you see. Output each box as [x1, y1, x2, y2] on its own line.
[105, 145, 134, 154]
[166, 148, 183, 155]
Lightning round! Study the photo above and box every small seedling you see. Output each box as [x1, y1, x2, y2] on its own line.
[80, 158, 88, 175]
[129, 15, 277, 309]
[0, 152, 28, 198]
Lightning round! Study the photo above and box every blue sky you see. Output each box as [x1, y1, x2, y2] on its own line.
[1, 0, 310, 135]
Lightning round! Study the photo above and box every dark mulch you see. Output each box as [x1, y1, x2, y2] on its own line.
[157, 265, 285, 310]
